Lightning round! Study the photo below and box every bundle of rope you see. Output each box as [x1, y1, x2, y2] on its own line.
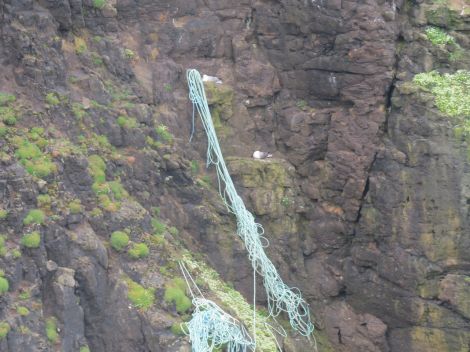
[179, 262, 256, 352]
[186, 69, 314, 339]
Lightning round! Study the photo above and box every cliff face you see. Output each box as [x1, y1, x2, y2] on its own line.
[0, 1, 469, 351]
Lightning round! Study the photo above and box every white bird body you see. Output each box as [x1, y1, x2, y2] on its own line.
[253, 151, 272, 159]
[202, 74, 223, 84]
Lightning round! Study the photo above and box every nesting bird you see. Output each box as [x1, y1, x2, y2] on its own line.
[202, 74, 223, 84]
[252, 151, 272, 159]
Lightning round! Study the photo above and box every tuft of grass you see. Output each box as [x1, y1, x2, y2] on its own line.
[425, 26, 455, 46]
[151, 218, 166, 235]
[0, 209, 7, 220]
[68, 199, 82, 214]
[72, 103, 86, 120]
[88, 154, 107, 183]
[37, 194, 52, 209]
[14, 138, 56, 178]
[128, 242, 150, 259]
[21, 231, 41, 248]
[0, 322, 10, 340]
[0, 236, 6, 257]
[155, 124, 173, 143]
[168, 226, 179, 236]
[190, 160, 199, 175]
[164, 278, 191, 313]
[80, 346, 91, 352]
[0, 277, 9, 295]
[126, 279, 155, 310]
[17, 306, 30, 316]
[74, 37, 87, 55]
[117, 115, 137, 129]
[91, 52, 104, 66]
[109, 180, 128, 200]
[45, 317, 59, 343]
[19, 290, 31, 300]
[92, 0, 106, 9]
[23, 209, 46, 225]
[0, 92, 16, 106]
[413, 70, 470, 118]
[171, 322, 186, 336]
[124, 48, 135, 60]
[45, 92, 60, 106]
[110, 231, 129, 251]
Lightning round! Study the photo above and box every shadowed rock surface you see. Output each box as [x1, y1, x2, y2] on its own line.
[0, 0, 469, 351]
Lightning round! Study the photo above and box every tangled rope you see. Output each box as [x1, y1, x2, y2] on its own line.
[186, 69, 314, 338]
[179, 262, 256, 352]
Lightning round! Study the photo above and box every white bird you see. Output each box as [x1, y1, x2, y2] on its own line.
[253, 151, 272, 159]
[202, 74, 223, 84]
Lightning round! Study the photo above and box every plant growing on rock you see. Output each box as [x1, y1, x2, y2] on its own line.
[45, 92, 60, 106]
[126, 279, 155, 310]
[17, 306, 30, 316]
[93, 0, 106, 9]
[0, 276, 9, 295]
[0, 208, 7, 220]
[21, 231, 41, 248]
[68, 199, 82, 214]
[413, 70, 470, 118]
[37, 194, 52, 209]
[110, 231, 129, 251]
[164, 278, 191, 314]
[128, 242, 150, 259]
[23, 209, 46, 225]
[0, 236, 6, 256]
[0, 322, 10, 340]
[117, 115, 137, 129]
[155, 124, 173, 143]
[425, 26, 455, 46]
[45, 317, 59, 343]
[151, 218, 166, 235]
[14, 138, 56, 178]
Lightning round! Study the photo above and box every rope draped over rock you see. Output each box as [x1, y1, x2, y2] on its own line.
[179, 262, 255, 352]
[186, 69, 315, 340]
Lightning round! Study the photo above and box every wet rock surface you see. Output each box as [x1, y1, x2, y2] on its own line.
[0, 0, 469, 351]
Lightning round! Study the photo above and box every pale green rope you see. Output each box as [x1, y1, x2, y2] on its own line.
[179, 262, 256, 352]
[186, 69, 314, 338]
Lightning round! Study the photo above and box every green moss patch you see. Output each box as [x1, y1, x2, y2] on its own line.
[164, 278, 192, 314]
[0, 322, 10, 340]
[0, 277, 9, 295]
[23, 209, 46, 225]
[117, 115, 137, 129]
[126, 279, 155, 310]
[128, 242, 150, 259]
[425, 26, 455, 46]
[17, 306, 30, 316]
[21, 231, 41, 248]
[45, 317, 59, 343]
[14, 137, 56, 179]
[413, 70, 470, 119]
[110, 231, 129, 251]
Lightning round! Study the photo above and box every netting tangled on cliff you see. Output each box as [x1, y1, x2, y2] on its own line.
[185, 69, 315, 343]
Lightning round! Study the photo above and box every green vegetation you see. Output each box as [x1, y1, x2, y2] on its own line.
[425, 26, 455, 46]
[17, 306, 30, 316]
[72, 103, 86, 120]
[12, 249, 21, 259]
[0, 209, 7, 220]
[45, 92, 60, 106]
[37, 194, 52, 209]
[19, 290, 31, 300]
[281, 196, 291, 208]
[413, 70, 470, 123]
[0, 277, 9, 295]
[296, 100, 307, 110]
[0, 92, 17, 126]
[0, 92, 16, 106]
[74, 37, 87, 55]
[0, 125, 7, 137]
[0, 322, 10, 340]
[155, 124, 173, 143]
[23, 209, 45, 225]
[117, 115, 137, 129]
[124, 48, 136, 60]
[190, 160, 200, 175]
[91, 52, 104, 66]
[109, 181, 128, 200]
[164, 84, 172, 92]
[45, 317, 59, 343]
[171, 322, 186, 336]
[14, 137, 56, 178]
[126, 279, 155, 310]
[168, 226, 179, 236]
[68, 199, 82, 214]
[110, 231, 129, 251]
[21, 231, 41, 248]
[88, 154, 106, 183]
[164, 278, 191, 313]
[90, 207, 103, 217]
[151, 218, 166, 235]
[0, 236, 6, 256]
[93, 0, 106, 9]
[80, 346, 91, 352]
[128, 242, 150, 259]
